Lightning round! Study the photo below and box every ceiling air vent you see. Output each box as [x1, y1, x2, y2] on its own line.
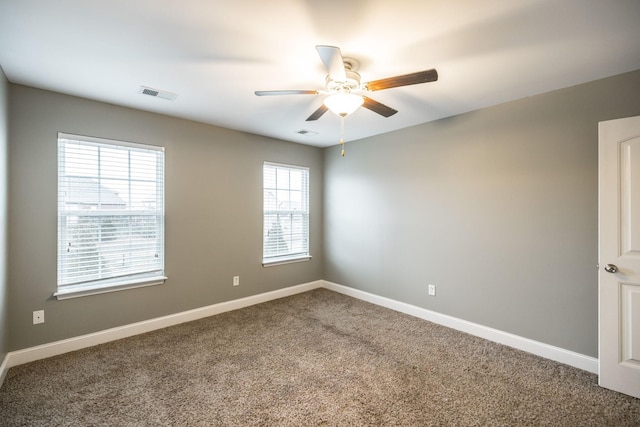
[296, 130, 318, 136]
[139, 86, 178, 101]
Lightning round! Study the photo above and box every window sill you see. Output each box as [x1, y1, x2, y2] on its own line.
[262, 255, 312, 267]
[54, 275, 167, 300]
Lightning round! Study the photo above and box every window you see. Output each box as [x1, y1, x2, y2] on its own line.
[263, 162, 310, 265]
[56, 133, 166, 299]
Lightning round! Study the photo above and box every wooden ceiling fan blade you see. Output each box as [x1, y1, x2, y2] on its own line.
[306, 104, 329, 121]
[365, 69, 438, 91]
[255, 90, 318, 96]
[316, 45, 347, 82]
[362, 96, 398, 117]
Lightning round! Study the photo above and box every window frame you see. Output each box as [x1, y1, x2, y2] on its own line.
[55, 132, 167, 300]
[262, 161, 311, 266]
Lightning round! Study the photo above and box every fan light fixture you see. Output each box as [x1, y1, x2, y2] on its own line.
[323, 93, 364, 156]
[323, 93, 364, 117]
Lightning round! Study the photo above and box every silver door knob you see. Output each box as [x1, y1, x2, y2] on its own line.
[604, 264, 618, 273]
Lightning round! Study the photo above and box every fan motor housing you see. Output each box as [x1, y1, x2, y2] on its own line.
[326, 70, 361, 93]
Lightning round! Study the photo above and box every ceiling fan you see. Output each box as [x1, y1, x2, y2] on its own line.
[255, 45, 438, 121]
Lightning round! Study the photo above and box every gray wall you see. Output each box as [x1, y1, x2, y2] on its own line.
[324, 69, 640, 358]
[7, 70, 640, 358]
[0, 67, 8, 361]
[8, 85, 324, 351]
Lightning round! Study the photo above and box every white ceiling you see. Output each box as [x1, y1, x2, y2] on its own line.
[1, 0, 639, 148]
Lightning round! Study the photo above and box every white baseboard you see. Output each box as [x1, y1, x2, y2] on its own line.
[322, 281, 599, 374]
[0, 278, 598, 390]
[3, 280, 323, 375]
[0, 352, 8, 387]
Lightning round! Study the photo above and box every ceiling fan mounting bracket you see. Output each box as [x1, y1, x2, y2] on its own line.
[342, 57, 359, 72]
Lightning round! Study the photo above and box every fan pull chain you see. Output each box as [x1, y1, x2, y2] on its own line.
[340, 115, 345, 157]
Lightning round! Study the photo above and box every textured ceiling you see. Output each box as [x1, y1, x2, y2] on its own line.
[1, 0, 639, 147]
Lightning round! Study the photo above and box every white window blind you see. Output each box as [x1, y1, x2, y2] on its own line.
[263, 162, 310, 265]
[56, 133, 165, 298]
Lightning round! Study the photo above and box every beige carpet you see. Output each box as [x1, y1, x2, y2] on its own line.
[1, 288, 639, 426]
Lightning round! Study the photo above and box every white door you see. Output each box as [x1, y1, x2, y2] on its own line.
[599, 115, 640, 399]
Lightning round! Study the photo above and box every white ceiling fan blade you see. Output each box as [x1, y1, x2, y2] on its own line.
[316, 45, 347, 82]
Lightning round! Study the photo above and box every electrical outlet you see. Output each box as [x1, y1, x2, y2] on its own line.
[233, 276, 240, 286]
[33, 310, 45, 325]
[428, 284, 436, 296]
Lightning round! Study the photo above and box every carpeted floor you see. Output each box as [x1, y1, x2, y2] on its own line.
[1, 288, 639, 426]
